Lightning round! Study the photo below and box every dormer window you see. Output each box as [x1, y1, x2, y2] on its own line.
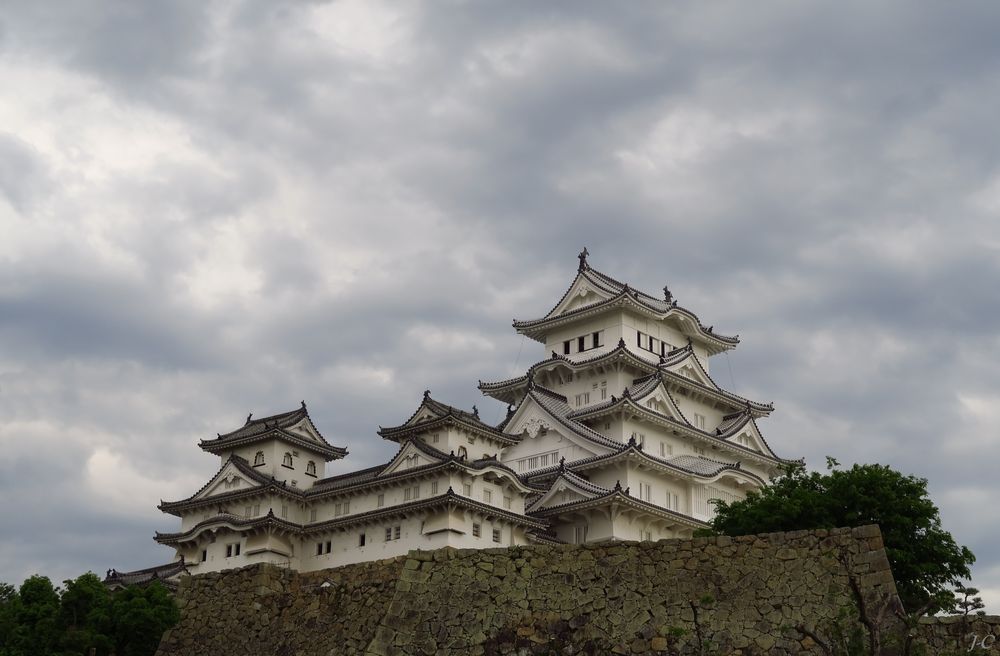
[282, 452, 293, 468]
[306, 461, 316, 477]
[253, 451, 265, 466]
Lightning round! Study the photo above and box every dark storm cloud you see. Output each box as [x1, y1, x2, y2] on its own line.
[2, 0, 1000, 607]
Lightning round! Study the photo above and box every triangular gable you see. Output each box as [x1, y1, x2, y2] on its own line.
[630, 379, 688, 423]
[284, 416, 328, 447]
[665, 351, 717, 390]
[526, 473, 606, 512]
[723, 417, 777, 459]
[504, 394, 613, 457]
[194, 459, 265, 501]
[379, 440, 447, 477]
[546, 272, 615, 319]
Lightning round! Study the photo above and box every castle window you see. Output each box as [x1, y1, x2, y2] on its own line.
[281, 504, 288, 518]
[404, 486, 420, 501]
[316, 542, 323, 556]
[482, 489, 492, 504]
[253, 451, 265, 466]
[503, 496, 511, 509]
[492, 528, 501, 543]
[577, 336, 585, 352]
[472, 523, 481, 538]
[592, 331, 602, 348]
[693, 413, 706, 430]
[310, 509, 317, 522]
[244, 505, 253, 518]
[639, 482, 652, 502]
[431, 481, 439, 494]
[201, 549, 207, 562]
[282, 452, 293, 468]
[384, 527, 392, 541]
[306, 461, 317, 477]
[563, 340, 571, 355]
[377, 494, 384, 508]
[643, 531, 652, 542]
[660, 443, 673, 457]
[226, 543, 240, 557]
[394, 525, 401, 540]
[325, 541, 331, 554]
[573, 525, 588, 544]
[432, 434, 440, 443]
[358, 533, 366, 547]
[463, 483, 472, 496]
[457, 446, 467, 459]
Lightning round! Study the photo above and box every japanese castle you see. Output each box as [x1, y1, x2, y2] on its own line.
[148, 251, 796, 576]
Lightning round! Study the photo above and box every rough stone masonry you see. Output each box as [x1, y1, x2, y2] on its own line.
[154, 525, 999, 655]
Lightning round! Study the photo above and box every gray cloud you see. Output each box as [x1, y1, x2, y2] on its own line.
[1, 0, 999, 608]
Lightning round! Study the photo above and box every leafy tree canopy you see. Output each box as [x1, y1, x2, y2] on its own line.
[704, 459, 975, 613]
[0, 572, 177, 656]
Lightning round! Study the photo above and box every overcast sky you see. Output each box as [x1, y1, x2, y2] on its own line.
[2, 0, 999, 610]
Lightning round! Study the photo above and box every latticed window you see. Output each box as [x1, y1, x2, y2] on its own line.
[253, 451, 265, 466]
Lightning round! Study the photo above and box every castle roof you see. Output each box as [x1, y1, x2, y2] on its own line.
[103, 560, 189, 591]
[158, 454, 302, 515]
[378, 391, 521, 445]
[199, 402, 347, 461]
[479, 340, 773, 414]
[512, 255, 738, 354]
[527, 482, 709, 530]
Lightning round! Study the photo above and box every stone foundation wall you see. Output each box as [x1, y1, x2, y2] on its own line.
[157, 526, 904, 656]
[916, 615, 1000, 654]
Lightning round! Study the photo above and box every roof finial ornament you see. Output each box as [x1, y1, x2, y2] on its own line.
[577, 247, 590, 272]
[301, 400, 307, 409]
[552, 350, 559, 359]
[472, 405, 479, 418]
[559, 456, 566, 472]
[423, 389, 431, 400]
[246, 412, 253, 424]
[663, 285, 673, 304]
[614, 479, 622, 491]
[628, 433, 636, 446]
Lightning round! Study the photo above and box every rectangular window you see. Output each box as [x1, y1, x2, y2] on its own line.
[640, 482, 652, 502]
[226, 544, 233, 558]
[309, 509, 317, 522]
[574, 525, 588, 544]
[483, 489, 492, 503]
[492, 528, 501, 543]
[281, 504, 288, 519]
[650, 337, 660, 353]
[660, 442, 673, 457]
[431, 481, 439, 494]
[592, 331, 602, 348]
[235, 543, 240, 556]
[463, 483, 472, 496]
[377, 494, 385, 508]
[563, 340, 571, 355]
[577, 336, 586, 352]
[334, 502, 342, 516]
[643, 531, 652, 542]
[637, 330, 643, 347]
[244, 505, 252, 518]
[253, 504, 260, 516]
[600, 381, 607, 400]
[385, 527, 392, 542]
[539, 454, 548, 467]
[528, 456, 539, 469]
[358, 533, 366, 547]
[201, 549, 207, 563]
[693, 413, 706, 429]
[316, 542, 323, 556]
[503, 496, 512, 510]
[472, 523, 481, 538]
[393, 525, 401, 540]
[325, 541, 331, 554]
[432, 434, 440, 443]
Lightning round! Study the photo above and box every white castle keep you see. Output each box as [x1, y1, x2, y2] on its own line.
[149, 251, 797, 576]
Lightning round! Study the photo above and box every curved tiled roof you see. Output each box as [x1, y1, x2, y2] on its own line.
[199, 402, 347, 460]
[154, 510, 301, 545]
[480, 341, 773, 414]
[158, 455, 302, 515]
[527, 486, 709, 530]
[523, 443, 766, 487]
[303, 489, 549, 534]
[512, 262, 739, 351]
[103, 560, 189, 590]
[378, 392, 520, 445]
[520, 385, 624, 451]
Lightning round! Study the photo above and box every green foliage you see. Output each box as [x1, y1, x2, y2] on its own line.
[0, 572, 178, 656]
[705, 460, 975, 613]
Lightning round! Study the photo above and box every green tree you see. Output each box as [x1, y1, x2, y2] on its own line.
[705, 460, 975, 613]
[0, 582, 18, 655]
[60, 572, 114, 656]
[6, 575, 61, 656]
[110, 582, 179, 656]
